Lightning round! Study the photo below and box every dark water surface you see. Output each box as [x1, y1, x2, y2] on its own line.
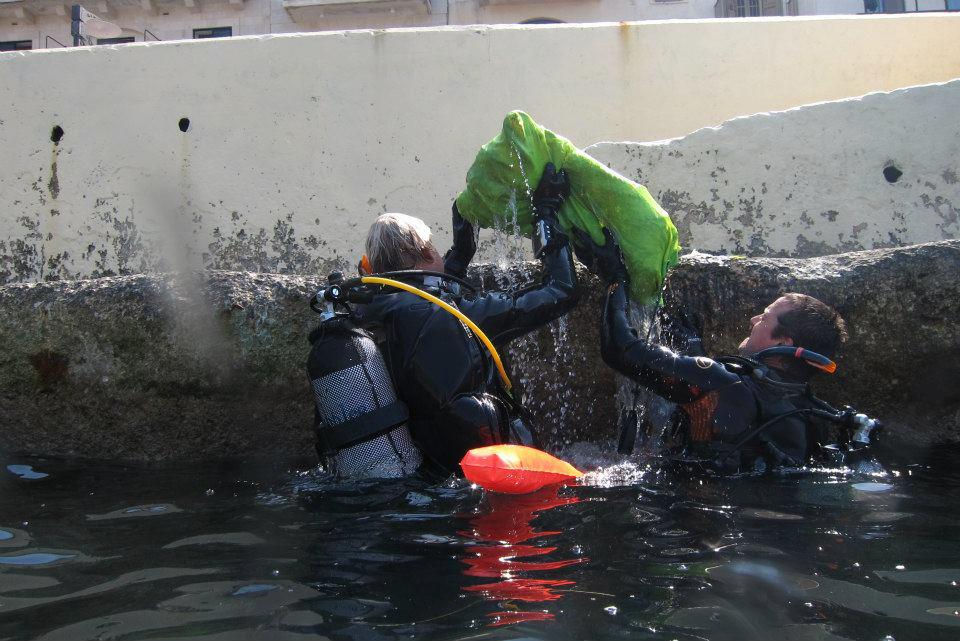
[2, 444, 959, 641]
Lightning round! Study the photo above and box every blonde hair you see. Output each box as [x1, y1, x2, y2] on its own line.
[365, 213, 434, 273]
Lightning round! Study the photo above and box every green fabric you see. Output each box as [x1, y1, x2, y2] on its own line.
[456, 111, 680, 304]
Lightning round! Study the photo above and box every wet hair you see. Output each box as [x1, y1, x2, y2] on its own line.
[771, 293, 849, 359]
[364, 213, 435, 273]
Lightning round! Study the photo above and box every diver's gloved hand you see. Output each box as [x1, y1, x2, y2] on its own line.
[532, 162, 570, 219]
[572, 227, 628, 285]
[444, 202, 476, 277]
[531, 163, 570, 258]
[660, 307, 706, 356]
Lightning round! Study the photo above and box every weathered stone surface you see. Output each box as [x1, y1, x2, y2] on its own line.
[0, 272, 322, 462]
[0, 265, 615, 462]
[662, 240, 960, 445]
[1, 240, 955, 462]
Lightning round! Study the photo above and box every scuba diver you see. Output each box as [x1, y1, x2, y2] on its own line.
[307, 164, 579, 479]
[573, 229, 881, 474]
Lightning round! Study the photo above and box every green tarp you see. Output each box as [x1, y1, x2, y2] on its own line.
[456, 111, 680, 304]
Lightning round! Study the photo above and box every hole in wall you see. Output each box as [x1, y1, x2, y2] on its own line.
[178, 118, 190, 133]
[50, 126, 64, 144]
[883, 164, 903, 184]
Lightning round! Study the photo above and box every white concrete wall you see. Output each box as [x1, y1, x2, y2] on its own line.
[2, 16, 960, 281]
[588, 79, 960, 256]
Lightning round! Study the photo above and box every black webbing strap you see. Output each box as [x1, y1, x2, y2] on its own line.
[317, 401, 410, 454]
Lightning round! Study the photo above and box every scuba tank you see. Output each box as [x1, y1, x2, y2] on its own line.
[307, 272, 422, 478]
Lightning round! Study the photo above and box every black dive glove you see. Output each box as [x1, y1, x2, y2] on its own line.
[660, 307, 706, 357]
[443, 202, 477, 278]
[531, 162, 570, 257]
[572, 227, 629, 285]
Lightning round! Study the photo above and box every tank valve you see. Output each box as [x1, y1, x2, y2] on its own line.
[851, 413, 881, 448]
[312, 271, 349, 320]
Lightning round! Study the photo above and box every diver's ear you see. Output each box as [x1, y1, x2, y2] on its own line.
[779, 337, 795, 347]
[421, 245, 441, 263]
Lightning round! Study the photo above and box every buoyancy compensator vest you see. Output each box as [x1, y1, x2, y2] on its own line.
[307, 274, 422, 478]
[710, 348, 882, 472]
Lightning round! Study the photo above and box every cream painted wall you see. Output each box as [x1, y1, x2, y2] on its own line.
[2, 15, 960, 281]
[587, 79, 960, 256]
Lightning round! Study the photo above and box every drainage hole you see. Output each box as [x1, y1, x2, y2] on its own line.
[50, 125, 64, 143]
[178, 118, 190, 133]
[883, 164, 903, 184]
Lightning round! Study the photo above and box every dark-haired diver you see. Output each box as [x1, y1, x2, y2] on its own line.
[574, 229, 880, 474]
[307, 164, 579, 479]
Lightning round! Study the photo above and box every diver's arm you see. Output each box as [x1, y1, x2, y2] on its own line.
[601, 280, 739, 403]
[461, 240, 579, 345]
[458, 162, 579, 344]
[443, 202, 476, 279]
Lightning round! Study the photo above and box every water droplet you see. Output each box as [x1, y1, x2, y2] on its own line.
[205, 489, 215, 496]
[853, 562, 860, 568]
[271, 569, 280, 576]
[895, 565, 906, 571]
[604, 606, 618, 615]
[804, 602, 814, 608]
[951, 581, 957, 586]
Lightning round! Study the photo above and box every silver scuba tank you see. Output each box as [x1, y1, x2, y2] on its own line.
[307, 276, 422, 478]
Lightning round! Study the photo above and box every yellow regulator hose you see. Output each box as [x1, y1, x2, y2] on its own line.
[360, 276, 512, 392]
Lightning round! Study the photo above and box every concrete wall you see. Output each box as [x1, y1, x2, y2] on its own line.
[2, 16, 960, 281]
[587, 79, 960, 256]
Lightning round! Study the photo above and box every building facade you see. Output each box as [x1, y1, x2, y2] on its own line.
[1, 0, 955, 51]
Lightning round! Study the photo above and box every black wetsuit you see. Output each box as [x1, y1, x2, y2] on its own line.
[351, 235, 579, 476]
[602, 282, 822, 472]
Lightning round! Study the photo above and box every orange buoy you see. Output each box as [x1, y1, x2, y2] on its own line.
[460, 445, 583, 494]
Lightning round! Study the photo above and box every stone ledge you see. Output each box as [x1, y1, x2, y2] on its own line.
[1, 240, 956, 462]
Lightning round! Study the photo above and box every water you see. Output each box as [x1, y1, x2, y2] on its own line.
[2, 447, 960, 641]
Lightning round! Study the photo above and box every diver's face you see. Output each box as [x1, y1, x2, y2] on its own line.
[739, 296, 795, 355]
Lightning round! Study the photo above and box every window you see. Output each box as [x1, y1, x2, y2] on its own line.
[97, 36, 135, 45]
[0, 40, 32, 51]
[193, 27, 232, 39]
[733, 0, 761, 15]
